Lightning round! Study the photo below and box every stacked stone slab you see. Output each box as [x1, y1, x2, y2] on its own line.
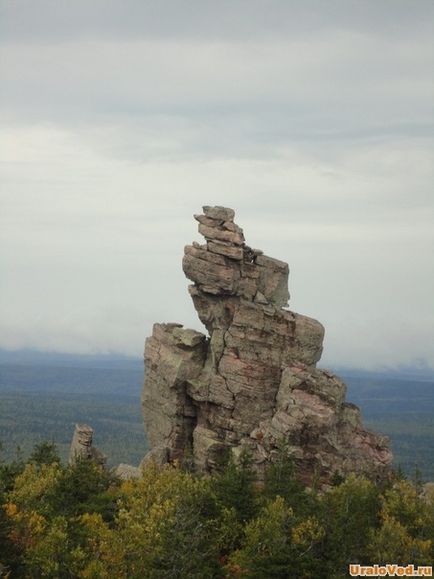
[142, 206, 392, 485]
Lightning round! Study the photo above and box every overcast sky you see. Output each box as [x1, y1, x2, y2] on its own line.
[0, 0, 433, 370]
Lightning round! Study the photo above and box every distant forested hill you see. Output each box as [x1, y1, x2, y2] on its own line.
[342, 371, 434, 480]
[0, 352, 146, 466]
[0, 350, 433, 478]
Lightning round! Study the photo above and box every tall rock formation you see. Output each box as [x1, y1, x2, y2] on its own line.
[142, 206, 392, 485]
[69, 424, 106, 466]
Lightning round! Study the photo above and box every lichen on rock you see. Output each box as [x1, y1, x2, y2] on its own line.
[141, 206, 392, 485]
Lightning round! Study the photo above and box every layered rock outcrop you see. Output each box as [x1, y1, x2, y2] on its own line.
[142, 206, 392, 485]
[69, 423, 106, 466]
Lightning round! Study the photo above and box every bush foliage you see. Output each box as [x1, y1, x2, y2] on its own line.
[0, 444, 433, 578]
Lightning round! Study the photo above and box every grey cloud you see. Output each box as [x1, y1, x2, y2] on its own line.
[0, 0, 433, 369]
[2, 34, 432, 118]
[1, 31, 432, 188]
[1, 0, 433, 43]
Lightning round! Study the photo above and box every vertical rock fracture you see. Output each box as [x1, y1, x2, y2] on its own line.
[142, 206, 392, 485]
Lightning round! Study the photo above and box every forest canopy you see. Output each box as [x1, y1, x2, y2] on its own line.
[1, 442, 433, 578]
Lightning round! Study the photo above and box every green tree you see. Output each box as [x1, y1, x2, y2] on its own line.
[4, 459, 121, 577]
[50, 458, 120, 521]
[263, 444, 312, 516]
[7, 462, 63, 517]
[20, 515, 87, 579]
[228, 495, 324, 578]
[380, 479, 434, 539]
[228, 496, 294, 578]
[0, 443, 27, 574]
[368, 479, 434, 564]
[28, 441, 61, 467]
[113, 463, 223, 578]
[319, 475, 381, 575]
[212, 450, 257, 525]
[367, 514, 432, 566]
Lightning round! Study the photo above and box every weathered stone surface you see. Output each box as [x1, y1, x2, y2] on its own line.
[194, 214, 223, 227]
[421, 482, 434, 504]
[115, 463, 141, 480]
[193, 426, 226, 469]
[140, 446, 170, 467]
[142, 323, 207, 462]
[142, 207, 393, 486]
[203, 205, 235, 221]
[183, 245, 240, 294]
[208, 240, 244, 260]
[256, 254, 290, 307]
[198, 223, 244, 246]
[69, 424, 106, 466]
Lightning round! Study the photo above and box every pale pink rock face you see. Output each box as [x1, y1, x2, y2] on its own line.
[141, 206, 392, 486]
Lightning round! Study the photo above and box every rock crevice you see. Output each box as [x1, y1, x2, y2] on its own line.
[142, 206, 392, 484]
